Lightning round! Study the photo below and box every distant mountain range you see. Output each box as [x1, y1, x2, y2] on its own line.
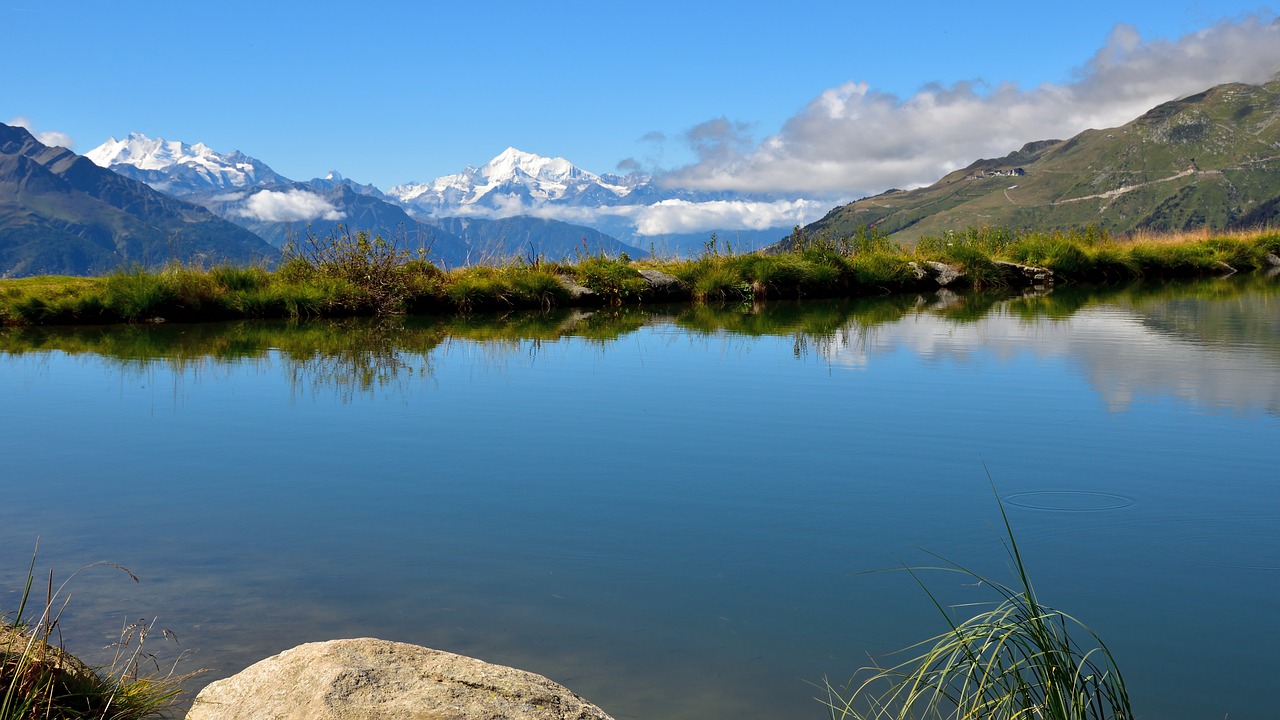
[8, 77, 1280, 278]
[88, 137, 811, 256]
[87, 137, 649, 265]
[802, 77, 1280, 243]
[0, 123, 274, 277]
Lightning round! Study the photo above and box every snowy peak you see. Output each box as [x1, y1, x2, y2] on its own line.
[480, 147, 584, 184]
[88, 132, 217, 171]
[85, 132, 288, 195]
[387, 147, 644, 210]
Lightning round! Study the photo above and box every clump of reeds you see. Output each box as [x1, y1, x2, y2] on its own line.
[824, 479, 1132, 720]
[2, 548, 187, 720]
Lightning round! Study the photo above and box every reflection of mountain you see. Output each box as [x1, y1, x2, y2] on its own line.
[816, 287, 1280, 415]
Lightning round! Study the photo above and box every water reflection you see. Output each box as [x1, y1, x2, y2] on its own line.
[2, 276, 1277, 414]
[2, 275, 1277, 720]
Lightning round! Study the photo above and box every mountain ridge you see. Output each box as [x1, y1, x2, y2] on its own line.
[800, 77, 1280, 243]
[0, 123, 276, 277]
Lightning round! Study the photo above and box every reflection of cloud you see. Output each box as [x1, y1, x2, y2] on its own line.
[7, 116, 74, 149]
[820, 299, 1280, 415]
[235, 189, 346, 223]
[664, 16, 1280, 194]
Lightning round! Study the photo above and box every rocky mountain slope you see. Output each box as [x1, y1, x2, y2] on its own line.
[0, 124, 276, 277]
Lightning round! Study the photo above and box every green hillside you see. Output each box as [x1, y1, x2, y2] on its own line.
[804, 78, 1280, 244]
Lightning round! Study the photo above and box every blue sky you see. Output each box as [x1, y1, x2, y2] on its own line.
[5, 1, 1279, 198]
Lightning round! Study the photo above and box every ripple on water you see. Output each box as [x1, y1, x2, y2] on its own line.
[1003, 491, 1136, 512]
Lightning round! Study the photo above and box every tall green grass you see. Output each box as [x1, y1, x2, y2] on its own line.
[824, 478, 1132, 720]
[3, 226, 1278, 326]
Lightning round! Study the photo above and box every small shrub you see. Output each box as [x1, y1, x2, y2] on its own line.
[103, 269, 176, 321]
[282, 228, 412, 314]
[572, 256, 647, 304]
[210, 265, 270, 293]
[693, 265, 751, 302]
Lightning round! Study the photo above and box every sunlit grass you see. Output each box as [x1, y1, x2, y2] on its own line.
[2, 226, 1277, 326]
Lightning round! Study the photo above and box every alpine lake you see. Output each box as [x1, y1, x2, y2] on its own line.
[2, 274, 1278, 720]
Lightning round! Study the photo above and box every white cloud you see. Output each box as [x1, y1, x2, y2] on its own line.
[664, 15, 1280, 195]
[7, 116, 75, 149]
[425, 195, 824, 236]
[234, 189, 346, 223]
[632, 199, 829, 236]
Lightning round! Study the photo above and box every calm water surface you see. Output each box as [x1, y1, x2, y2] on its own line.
[2, 278, 1278, 720]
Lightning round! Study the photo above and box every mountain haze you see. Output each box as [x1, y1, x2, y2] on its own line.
[803, 78, 1280, 243]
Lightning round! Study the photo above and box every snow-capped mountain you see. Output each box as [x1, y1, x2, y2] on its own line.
[86, 133, 288, 196]
[87, 135, 835, 257]
[387, 147, 648, 213]
[384, 147, 835, 254]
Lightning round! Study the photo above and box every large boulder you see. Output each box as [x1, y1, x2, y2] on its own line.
[185, 638, 615, 720]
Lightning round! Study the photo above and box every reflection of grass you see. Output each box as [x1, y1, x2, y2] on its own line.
[3, 550, 186, 720]
[825, 479, 1132, 720]
[3, 275, 1276, 398]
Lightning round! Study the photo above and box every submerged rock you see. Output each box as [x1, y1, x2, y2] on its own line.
[185, 638, 615, 720]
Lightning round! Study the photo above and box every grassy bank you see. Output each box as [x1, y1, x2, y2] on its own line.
[2, 226, 1277, 326]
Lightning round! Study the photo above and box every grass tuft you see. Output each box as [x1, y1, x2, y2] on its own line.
[824, 473, 1132, 720]
[2, 547, 189, 720]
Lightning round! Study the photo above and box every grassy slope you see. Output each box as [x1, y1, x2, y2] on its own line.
[809, 79, 1280, 244]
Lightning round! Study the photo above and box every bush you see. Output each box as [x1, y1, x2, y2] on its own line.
[281, 228, 412, 314]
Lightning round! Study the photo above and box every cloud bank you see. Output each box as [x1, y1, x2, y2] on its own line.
[234, 189, 346, 223]
[439, 194, 829, 236]
[664, 15, 1280, 195]
[631, 199, 827, 236]
[7, 116, 75, 149]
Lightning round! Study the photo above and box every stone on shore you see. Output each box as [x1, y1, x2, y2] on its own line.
[185, 638, 615, 720]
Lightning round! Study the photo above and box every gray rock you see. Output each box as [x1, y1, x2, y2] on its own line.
[1263, 252, 1280, 267]
[638, 269, 689, 301]
[906, 261, 964, 286]
[185, 638, 615, 720]
[557, 275, 597, 302]
[926, 261, 964, 287]
[993, 260, 1055, 286]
